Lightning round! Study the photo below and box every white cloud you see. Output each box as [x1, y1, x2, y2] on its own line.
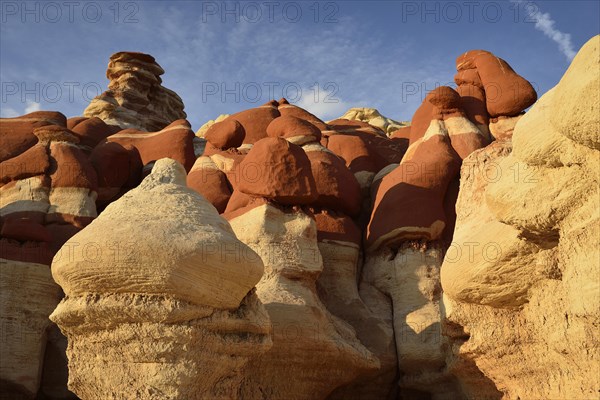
[0, 101, 41, 117]
[532, 12, 577, 60]
[0, 106, 20, 118]
[24, 100, 42, 114]
[295, 88, 351, 121]
[511, 0, 577, 61]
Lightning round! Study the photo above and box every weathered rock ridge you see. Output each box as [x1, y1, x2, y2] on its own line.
[84, 52, 187, 131]
[1, 38, 598, 400]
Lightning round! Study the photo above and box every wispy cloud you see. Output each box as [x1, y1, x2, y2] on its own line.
[295, 86, 351, 121]
[532, 12, 577, 60]
[511, 0, 577, 61]
[0, 107, 19, 118]
[24, 100, 41, 114]
[0, 100, 41, 117]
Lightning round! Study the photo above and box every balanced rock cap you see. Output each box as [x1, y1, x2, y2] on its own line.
[236, 137, 317, 205]
[51, 158, 264, 309]
[266, 115, 322, 145]
[205, 119, 245, 150]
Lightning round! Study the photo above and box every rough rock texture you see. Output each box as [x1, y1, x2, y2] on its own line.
[267, 115, 322, 145]
[362, 245, 463, 399]
[455, 50, 537, 117]
[235, 137, 317, 205]
[50, 159, 271, 399]
[84, 52, 187, 131]
[336, 108, 409, 135]
[304, 144, 361, 216]
[106, 119, 196, 171]
[1, 122, 98, 265]
[441, 35, 600, 400]
[367, 86, 486, 252]
[0, 115, 98, 399]
[187, 156, 232, 213]
[225, 101, 281, 144]
[3, 39, 596, 400]
[196, 114, 230, 137]
[0, 259, 62, 398]
[314, 211, 398, 400]
[228, 204, 379, 399]
[205, 119, 245, 150]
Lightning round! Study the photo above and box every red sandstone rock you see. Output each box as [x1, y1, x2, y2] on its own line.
[107, 119, 195, 171]
[1, 115, 99, 266]
[304, 145, 361, 216]
[277, 100, 328, 130]
[1, 218, 52, 243]
[456, 50, 537, 117]
[0, 144, 49, 185]
[236, 137, 317, 205]
[67, 117, 121, 150]
[313, 210, 362, 246]
[226, 102, 281, 144]
[0, 111, 66, 162]
[455, 68, 490, 129]
[367, 130, 461, 250]
[204, 119, 245, 149]
[267, 115, 322, 145]
[90, 142, 143, 206]
[187, 157, 232, 213]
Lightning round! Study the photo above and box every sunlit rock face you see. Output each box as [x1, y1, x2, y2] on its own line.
[50, 159, 271, 399]
[4, 34, 598, 400]
[84, 52, 187, 132]
[441, 35, 600, 400]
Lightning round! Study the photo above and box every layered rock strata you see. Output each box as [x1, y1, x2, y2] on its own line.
[50, 159, 271, 399]
[84, 52, 187, 131]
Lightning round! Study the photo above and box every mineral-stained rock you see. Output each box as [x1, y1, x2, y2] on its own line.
[196, 114, 230, 137]
[89, 141, 142, 207]
[313, 211, 398, 400]
[367, 118, 461, 250]
[1, 124, 98, 264]
[66, 117, 121, 150]
[303, 144, 361, 216]
[228, 204, 378, 399]
[106, 119, 196, 171]
[441, 35, 600, 400]
[278, 99, 328, 130]
[456, 50, 537, 117]
[267, 115, 322, 145]
[454, 68, 490, 137]
[0, 111, 66, 162]
[367, 86, 489, 252]
[236, 137, 317, 205]
[50, 158, 271, 399]
[84, 52, 187, 131]
[324, 119, 406, 191]
[204, 119, 245, 150]
[0, 118, 105, 398]
[187, 156, 232, 213]
[225, 101, 281, 144]
[336, 107, 408, 135]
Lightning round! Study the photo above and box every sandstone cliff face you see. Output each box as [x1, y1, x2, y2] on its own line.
[0, 115, 105, 399]
[441, 35, 600, 399]
[228, 204, 379, 399]
[84, 52, 187, 132]
[50, 159, 271, 399]
[2, 38, 598, 400]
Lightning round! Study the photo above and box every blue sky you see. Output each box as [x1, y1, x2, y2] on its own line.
[1, 1, 598, 130]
